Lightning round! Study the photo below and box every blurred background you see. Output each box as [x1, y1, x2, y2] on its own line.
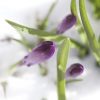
[0, 0, 100, 100]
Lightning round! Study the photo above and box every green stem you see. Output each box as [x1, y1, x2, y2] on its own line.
[66, 79, 83, 84]
[6, 60, 21, 75]
[70, 38, 89, 57]
[57, 38, 70, 100]
[79, 0, 100, 64]
[57, 67, 66, 100]
[38, 63, 48, 76]
[71, 0, 88, 44]
[11, 38, 31, 50]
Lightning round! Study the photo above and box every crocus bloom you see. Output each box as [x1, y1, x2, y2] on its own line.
[56, 14, 76, 34]
[22, 41, 55, 67]
[66, 63, 84, 78]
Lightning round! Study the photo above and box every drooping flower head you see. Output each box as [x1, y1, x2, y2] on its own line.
[22, 41, 55, 67]
[66, 63, 84, 78]
[56, 14, 76, 34]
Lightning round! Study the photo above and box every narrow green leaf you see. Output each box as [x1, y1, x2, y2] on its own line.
[6, 20, 65, 42]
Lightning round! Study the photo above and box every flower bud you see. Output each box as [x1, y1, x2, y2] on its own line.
[66, 63, 84, 77]
[56, 14, 76, 34]
[22, 41, 55, 66]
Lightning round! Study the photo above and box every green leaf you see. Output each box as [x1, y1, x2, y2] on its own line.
[57, 38, 70, 72]
[6, 20, 65, 42]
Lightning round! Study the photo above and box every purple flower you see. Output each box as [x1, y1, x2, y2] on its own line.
[66, 63, 84, 78]
[56, 14, 76, 34]
[22, 41, 55, 67]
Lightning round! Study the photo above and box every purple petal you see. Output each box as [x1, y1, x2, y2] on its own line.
[66, 63, 84, 78]
[22, 41, 55, 66]
[56, 14, 76, 34]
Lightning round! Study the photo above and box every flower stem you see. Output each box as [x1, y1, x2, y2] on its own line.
[79, 0, 100, 65]
[57, 67, 66, 100]
[6, 60, 21, 75]
[57, 38, 70, 100]
[70, 38, 89, 58]
[66, 78, 83, 84]
[71, 0, 88, 44]
[39, 63, 48, 76]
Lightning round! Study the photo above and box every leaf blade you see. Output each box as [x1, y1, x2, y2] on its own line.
[6, 20, 65, 42]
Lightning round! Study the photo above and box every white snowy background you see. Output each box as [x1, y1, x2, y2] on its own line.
[0, 0, 100, 100]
